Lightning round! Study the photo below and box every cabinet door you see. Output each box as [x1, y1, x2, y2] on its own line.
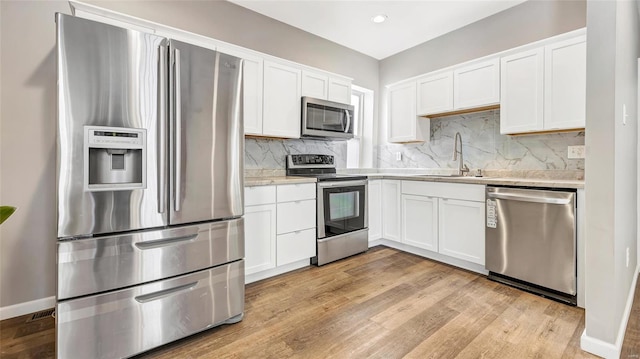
[388, 82, 419, 142]
[218, 46, 264, 136]
[454, 58, 500, 110]
[402, 195, 438, 251]
[438, 198, 485, 265]
[544, 36, 586, 131]
[302, 71, 328, 99]
[500, 48, 544, 134]
[381, 180, 401, 242]
[244, 204, 276, 275]
[368, 180, 382, 242]
[328, 77, 352, 104]
[277, 228, 316, 266]
[276, 199, 316, 235]
[417, 71, 454, 115]
[263, 61, 302, 138]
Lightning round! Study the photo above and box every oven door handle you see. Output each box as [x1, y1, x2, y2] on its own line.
[317, 179, 368, 188]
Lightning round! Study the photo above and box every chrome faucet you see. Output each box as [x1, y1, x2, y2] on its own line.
[453, 132, 470, 176]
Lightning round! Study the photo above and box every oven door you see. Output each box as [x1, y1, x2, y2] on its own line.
[317, 180, 367, 239]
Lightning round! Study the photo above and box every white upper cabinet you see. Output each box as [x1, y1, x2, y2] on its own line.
[218, 46, 264, 136]
[501, 35, 586, 135]
[302, 71, 352, 105]
[417, 71, 454, 115]
[454, 58, 500, 110]
[302, 71, 329, 99]
[500, 47, 545, 134]
[263, 60, 302, 138]
[388, 81, 429, 143]
[544, 36, 586, 131]
[328, 77, 352, 104]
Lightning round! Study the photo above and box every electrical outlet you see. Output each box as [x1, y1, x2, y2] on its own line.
[567, 145, 585, 159]
[396, 152, 402, 161]
[627, 247, 630, 268]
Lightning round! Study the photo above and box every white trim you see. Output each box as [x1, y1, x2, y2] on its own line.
[581, 263, 640, 359]
[0, 296, 55, 320]
[371, 239, 488, 275]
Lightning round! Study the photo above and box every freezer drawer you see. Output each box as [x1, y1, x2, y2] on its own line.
[56, 260, 244, 359]
[57, 218, 244, 300]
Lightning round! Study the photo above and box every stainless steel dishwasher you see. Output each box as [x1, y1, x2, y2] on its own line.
[485, 186, 577, 305]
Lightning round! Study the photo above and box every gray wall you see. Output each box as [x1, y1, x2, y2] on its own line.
[0, 0, 378, 309]
[0, 1, 71, 310]
[377, 0, 587, 147]
[584, 0, 639, 348]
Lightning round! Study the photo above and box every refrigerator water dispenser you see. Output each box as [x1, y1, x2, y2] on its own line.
[84, 126, 146, 191]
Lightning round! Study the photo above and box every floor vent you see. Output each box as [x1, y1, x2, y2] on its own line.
[27, 308, 55, 322]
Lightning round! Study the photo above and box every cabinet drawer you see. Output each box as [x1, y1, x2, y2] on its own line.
[277, 228, 316, 266]
[401, 180, 485, 202]
[277, 199, 316, 234]
[245, 185, 276, 206]
[277, 183, 316, 202]
[57, 261, 244, 359]
[57, 219, 244, 300]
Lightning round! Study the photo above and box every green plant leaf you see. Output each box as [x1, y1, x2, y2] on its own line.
[0, 206, 16, 225]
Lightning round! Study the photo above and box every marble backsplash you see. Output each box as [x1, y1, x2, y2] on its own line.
[378, 110, 585, 171]
[245, 137, 348, 170]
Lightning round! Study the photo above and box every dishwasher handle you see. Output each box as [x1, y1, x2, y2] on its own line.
[487, 192, 572, 205]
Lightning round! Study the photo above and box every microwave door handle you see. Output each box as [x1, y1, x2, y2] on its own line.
[344, 109, 351, 133]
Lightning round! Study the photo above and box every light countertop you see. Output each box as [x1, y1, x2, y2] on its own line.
[245, 173, 583, 189]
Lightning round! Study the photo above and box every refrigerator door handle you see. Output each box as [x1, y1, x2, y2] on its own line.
[174, 48, 182, 212]
[134, 233, 198, 250]
[158, 44, 168, 214]
[134, 281, 198, 303]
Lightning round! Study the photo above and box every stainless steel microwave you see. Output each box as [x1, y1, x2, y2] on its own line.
[301, 97, 354, 140]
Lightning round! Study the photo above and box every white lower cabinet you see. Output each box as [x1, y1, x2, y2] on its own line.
[244, 183, 316, 281]
[368, 180, 382, 242]
[402, 194, 438, 251]
[277, 228, 316, 266]
[381, 180, 402, 242]
[244, 204, 276, 275]
[372, 180, 486, 271]
[276, 200, 316, 235]
[438, 198, 485, 265]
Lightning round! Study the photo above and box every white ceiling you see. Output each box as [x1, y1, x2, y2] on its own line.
[229, 0, 528, 60]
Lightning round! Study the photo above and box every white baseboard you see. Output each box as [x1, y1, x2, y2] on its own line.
[245, 259, 310, 284]
[371, 239, 487, 275]
[581, 263, 640, 358]
[0, 296, 56, 321]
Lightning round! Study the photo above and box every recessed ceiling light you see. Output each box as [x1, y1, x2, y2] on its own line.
[371, 14, 387, 24]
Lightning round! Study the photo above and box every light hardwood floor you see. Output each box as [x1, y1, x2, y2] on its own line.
[1, 246, 604, 358]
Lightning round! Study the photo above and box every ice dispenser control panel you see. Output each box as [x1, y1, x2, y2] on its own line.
[84, 126, 147, 192]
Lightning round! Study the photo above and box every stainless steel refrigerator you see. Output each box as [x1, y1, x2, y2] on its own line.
[55, 14, 245, 359]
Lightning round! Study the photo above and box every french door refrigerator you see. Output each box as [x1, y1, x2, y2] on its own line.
[55, 14, 245, 359]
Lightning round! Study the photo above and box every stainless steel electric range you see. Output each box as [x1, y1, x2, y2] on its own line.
[286, 154, 368, 266]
